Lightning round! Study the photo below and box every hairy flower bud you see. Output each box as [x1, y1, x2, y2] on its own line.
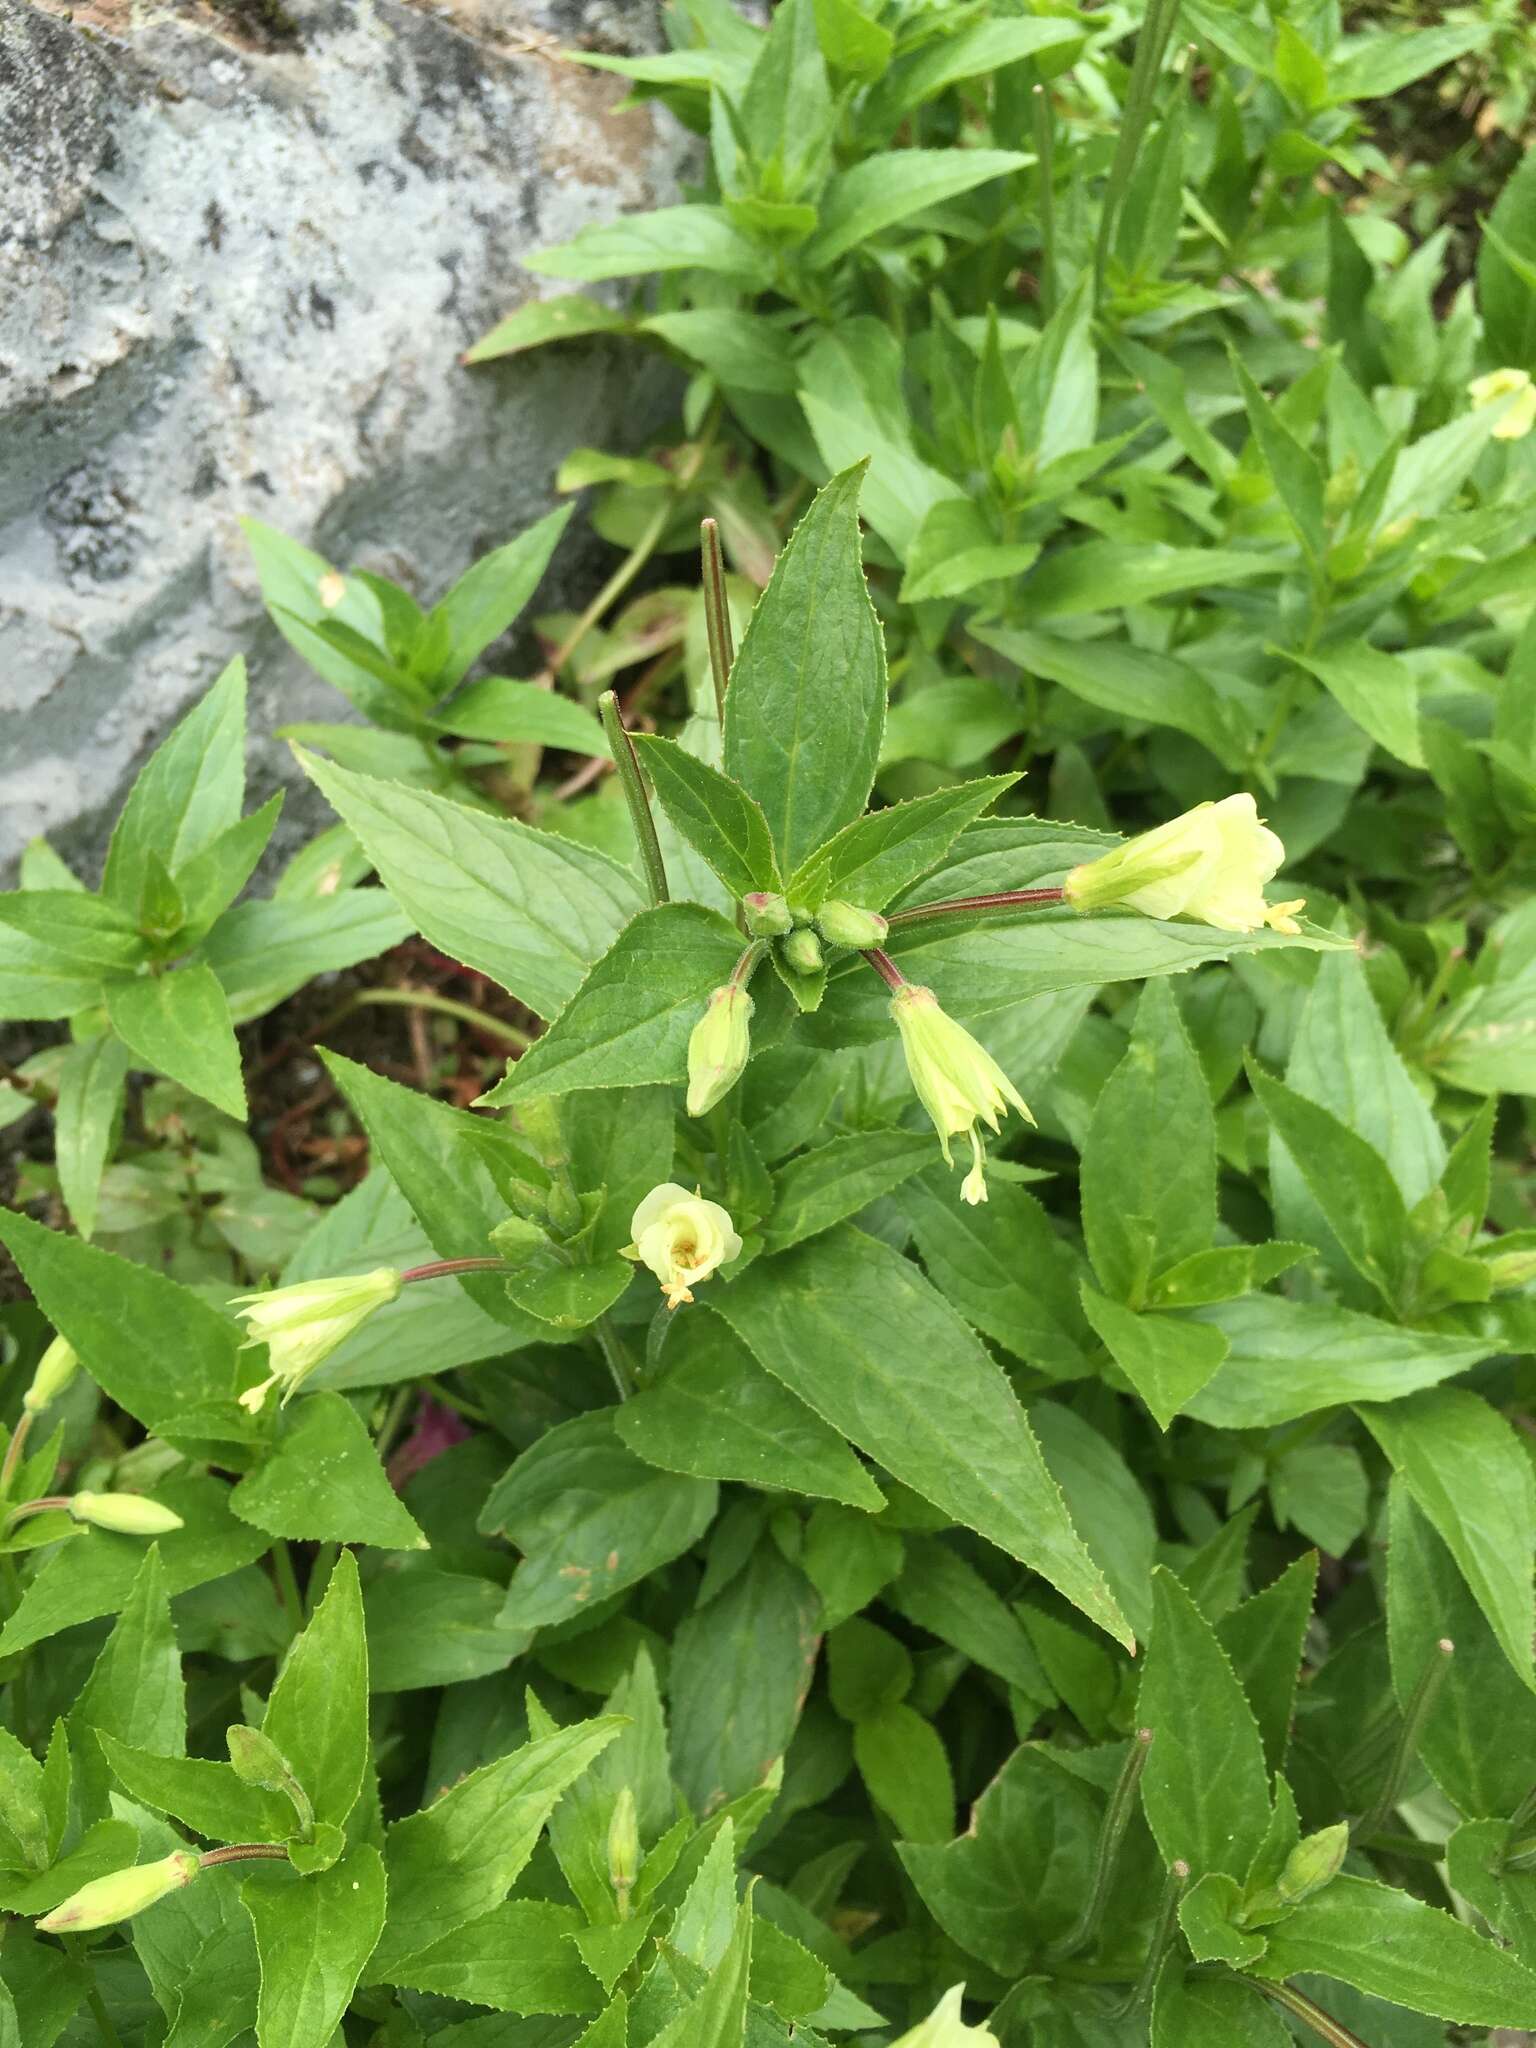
[781, 928, 824, 976]
[38, 1849, 201, 1933]
[891, 1986, 998, 2048]
[686, 985, 754, 1118]
[23, 1335, 79, 1416]
[69, 1491, 185, 1536]
[742, 891, 793, 936]
[231, 1268, 401, 1414]
[623, 1184, 742, 1309]
[226, 1724, 295, 1792]
[815, 901, 889, 950]
[890, 985, 1032, 1205]
[1064, 794, 1298, 934]
[1278, 1821, 1349, 1903]
[607, 1786, 641, 1908]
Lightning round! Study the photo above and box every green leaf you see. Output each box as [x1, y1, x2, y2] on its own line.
[230, 1392, 427, 1550]
[465, 293, 632, 363]
[173, 793, 284, 942]
[1332, 20, 1494, 102]
[640, 309, 798, 394]
[1480, 148, 1536, 371]
[974, 626, 1244, 769]
[479, 903, 744, 1105]
[69, 1547, 185, 1814]
[1082, 979, 1217, 1305]
[1021, 542, 1280, 619]
[102, 658, 247, 909]
[784, 777, 1017, 916]
[297, 748, 644, 1020]
[763, 1131, 935, 1253]
[263, 1551, 369, 1843]
[1080, 1287, 1230, 1433]
[873, 16, 1083, 118]
[0, 926, 105, 1021]
[887, 1536, 1049, 1698]
[105, 963, 247, 1120]
[854, 1703, 954, 1843]
[1447, 1818, 1536, 1969]
[1230, 353, 1326, 563]
[802, 1505, 904, 1631]
[804, 149, 1030, 269]
[0, 892, 149, 975]
[381, 1899, 599, 2012]
[370, 1715, 622, 1973]
[629, 738, 781, 897]
[98, 1736, 291, 1845]
[1252, 1874, 1536, 2027]
[481, 1410, 718, 1631]
[653, 1889, 753, 2048]
[1216, 1554, 1317, 1774]
[1153, 1961, 1287, 2044]
[243, 1846, 387, 2048]
[713, 1227, 1130, 1649]
[670, 1539, 820, 1816]
[1137, 1569, 1271, 1883]
[0, 1210, 242, 1437]
[616, 1312, 882, 1508]
[904, 1174, 1093, 1380]
[201, 891, 413, 1026]
[427, 505, 573, 689]
[1360, 1388, 1535, 1686]
[723, 464, 886, 874]
[1386, 1483, 1536, 1818]
[528, 205, 771, 284]
[53, 1033, 128, 1240]
[364, 1567, 530, 1693]
[433, 677, 609, 756]
[1286, 641, 1424, 768]
[1184, 1294, 1491, 1428]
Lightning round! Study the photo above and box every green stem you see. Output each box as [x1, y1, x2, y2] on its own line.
[1250, 1979, 1370, 2048]
[594, 1314, 637, 1404]
[1110, 1859, 1187, 2017]
[0, 1412, 33, 1501]
[701, 516, 734, 728]
[1354, 1637, 1453, 1842]
[65, 1945, 124, 2048]
[271, 1542, 305, 1641]
[599, 690, 670, 907]
[344, 988, 532, 1048]
[421, 1377, 491, 1426]
[1051, 1728, 1153, 1960]
[3, 1495, 71, 1530]
[1031, 82, 1056, 318]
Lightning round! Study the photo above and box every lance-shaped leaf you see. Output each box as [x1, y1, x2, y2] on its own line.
[723, 464, 886, 872]
[102, 657, 247, 908]
[785, 774, 1018, 914]
[629, 737, 780, 898]
[428, 503, 573, 690]
[243, 1847, 387, 2048]
[262, 1551, 369, 1844]
[106, 962, 247, 1120]
[479, 903, 744, 1105]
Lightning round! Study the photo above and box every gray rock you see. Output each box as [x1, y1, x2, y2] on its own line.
[0, 0, 689, 878]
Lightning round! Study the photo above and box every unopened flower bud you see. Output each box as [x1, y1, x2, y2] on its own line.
[891, 1986, 998, 2048]
[781, 928, 824, 976]
[815, 901, 889, 950]
[891, 984, 1032, 1206]
[1469, 367, 1536, 440]
[742, 892, 793, 936]
[607, 1786, 640, 1912]
[623, 1184, 742, 1310]
[1064, 794, 1298, 935]
[231, 1268, 401, 1414]
[226, 1724, 295, 1792]
[37, 1849, 200, 1932]
[69, 1491, 184, 1536]
[686, 985, 753, 1118]
[1278, 1821, 1349, 1903]
[23, 1336, 79, 1415]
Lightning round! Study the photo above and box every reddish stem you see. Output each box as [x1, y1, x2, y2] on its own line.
[399, 1257, 505, 1285]
[861, 948, 909, 991]
[198, 1844, 291, 1870]
[886, 886, 1065, 929]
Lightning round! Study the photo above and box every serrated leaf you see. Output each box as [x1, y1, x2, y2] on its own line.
[97, 1736, 292, 1845]
[630, 738, 781, 897]
[1080, 1286, 1230, 1431]
[428, 505, 573, 690]
[784, 776, 1017, 915]
[106, 963, 247, 1120]
[243, 1845, 387, 2048]
[231, 1392, 427, 1550]
[53, 1032, 129, 1240]
[263, 1551, 368, 1844]
[102, 658, 247, 908]
[763, 1131, 935, 1253]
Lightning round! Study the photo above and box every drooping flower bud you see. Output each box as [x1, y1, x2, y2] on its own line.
[1064, 794, 1299, 934]
[742, 892, 793, 936]
[686, 985, 754, 1118]
[623, 1184, 742, 1310]
[23, 1336, 79, 1415]
[1469, 367, 1536, 440]
[231, 1268, 401, 1414]
[815, 901, 889, 950]
[37, 1849, 201, 1933]
[69, 1491, 185, 1536]
[781, 928, 824, 976]
[890, 985, 1032, 1206]
[890, 1986, 998, 2048]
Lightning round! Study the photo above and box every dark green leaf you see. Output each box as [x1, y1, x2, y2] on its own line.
[1080, 1286, 1231, 1432]
[263, 1551, 369, 1843]
[784, 777, 1018, 916]
[231, 1392, 427, 1550]
[630, 738, 781, 897]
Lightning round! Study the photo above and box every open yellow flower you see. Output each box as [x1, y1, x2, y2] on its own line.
[1064, 793, 1300, 934]
[890, 984, 1032, 1205]
[624, 1184, 741, 1308]
[231, 1268, 401, 1412]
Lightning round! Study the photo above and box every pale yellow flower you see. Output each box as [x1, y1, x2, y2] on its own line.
[231, 1268, 401, 1412]
[1065, 793, 1299, 934]
[891, 1986, 998, 2048]
[1469, 367, 1536, 440]
[890, 985, 1032, 1205]
[624, 1184, 741, 1308]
